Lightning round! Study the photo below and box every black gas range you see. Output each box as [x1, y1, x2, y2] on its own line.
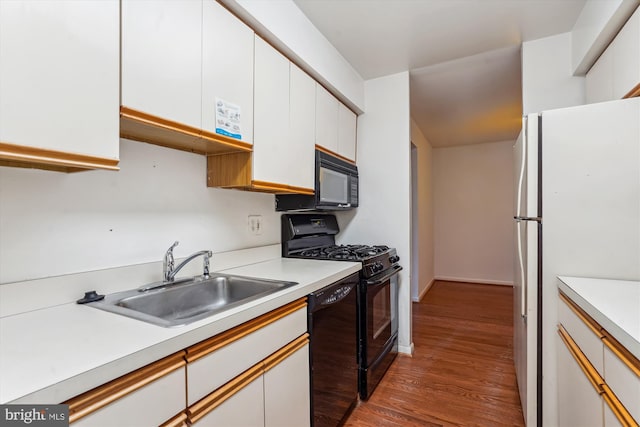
[281, 214, 401, 409]
[282, 214, 400, 278]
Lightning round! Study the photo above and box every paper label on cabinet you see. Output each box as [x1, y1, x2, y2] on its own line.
[215, 98, 242, 140]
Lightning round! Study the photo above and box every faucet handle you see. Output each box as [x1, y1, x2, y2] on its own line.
[203, 250, 213, 278]
[164, 241, 179, 282]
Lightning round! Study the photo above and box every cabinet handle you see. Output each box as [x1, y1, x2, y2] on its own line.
[65, 351, 187, 423]
[263, 334, 309, 372]
[557, 325, 604, 393]
[187, 362, 264, 423]
[559, 291, 605, 339]
[602, 335, 640, 378]
[186, 298, 307, 363]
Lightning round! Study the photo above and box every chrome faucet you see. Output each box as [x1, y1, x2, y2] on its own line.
[163, 241, 212, 283]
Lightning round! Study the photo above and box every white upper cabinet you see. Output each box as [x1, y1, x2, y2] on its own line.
[586, 7, 640, 103]
[315, 84, 357, 162]
[121, 0, 202, 129]
[315, 85, 340, 154]
[253, 36, 291, 185]
[202, 1, 254, 145]
[288, 64, 317, 190]
[338, 103, 357, 161]
[252, 36, 315, 191]
[612, 7, 640, 99]
[0, 0, 119, 170]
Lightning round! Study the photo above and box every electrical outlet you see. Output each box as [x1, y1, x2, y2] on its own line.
[248, 215, 263, 235]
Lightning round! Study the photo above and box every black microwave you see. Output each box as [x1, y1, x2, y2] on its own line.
[276, 150, 358, 211]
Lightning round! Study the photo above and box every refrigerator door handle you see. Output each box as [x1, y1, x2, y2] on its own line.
[516, 222, 527, 319]
[514, 216, 542, 222]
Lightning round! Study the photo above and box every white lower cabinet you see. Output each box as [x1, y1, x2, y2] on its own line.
[264, 344, 311, 427]
[191, 372, 265, 427]
[64, 299, 310, 426]
[65, 352, 187, 426]
[557, 329, 604, 427]
[557, 290, 640, 427]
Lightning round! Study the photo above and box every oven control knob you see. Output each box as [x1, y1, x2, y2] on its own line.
[372, 262, 384, 273]
[390, 255, 400, 264]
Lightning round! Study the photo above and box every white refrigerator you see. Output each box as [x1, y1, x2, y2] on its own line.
[513, 97, 640, 427]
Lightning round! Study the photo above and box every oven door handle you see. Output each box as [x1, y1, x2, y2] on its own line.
[365, 265, 403, 286]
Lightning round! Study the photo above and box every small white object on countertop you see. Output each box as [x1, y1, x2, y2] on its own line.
[557, 276, 640, 359]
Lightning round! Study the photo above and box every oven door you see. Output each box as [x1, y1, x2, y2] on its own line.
[362, 265, 401, 367]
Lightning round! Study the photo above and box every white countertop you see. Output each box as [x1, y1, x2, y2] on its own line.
[558, 276, 640, 359]
[0, 257, 360, 404]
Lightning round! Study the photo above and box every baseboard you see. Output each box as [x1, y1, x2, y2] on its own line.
[398, 342, 414, 356]
[412, 278, 434, 302]
[434, 276, 514, 287]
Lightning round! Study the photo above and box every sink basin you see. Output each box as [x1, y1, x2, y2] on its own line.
[89, 274, 298, 327]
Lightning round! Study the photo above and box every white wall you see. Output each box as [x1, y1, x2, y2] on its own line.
[410, 120, 434, 301]
[571, 0, 639, 75]
[522, 32, 585, 115]
[433, 140, 514, 286]
[336, 72, 412, 354]
[0, 139, 280, 284]
[222, 0, 365, 112]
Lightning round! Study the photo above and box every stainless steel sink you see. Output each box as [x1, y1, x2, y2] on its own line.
[89, 274, 298, 327]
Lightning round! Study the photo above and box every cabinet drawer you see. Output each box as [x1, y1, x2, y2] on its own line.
[66, 352, 186, 425]
[559, 292, 605, 374]
[604, 344, 640, 423]
[186, 300, 307, 405]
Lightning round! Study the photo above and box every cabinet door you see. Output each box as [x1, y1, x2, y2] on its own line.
[337, 104, 357, 161]
[612, 7, 640, 99]
[288, 64, 316, 190]
[121, 0, 202, 129]
[315, 85, 339, 153]
[192, 375, 264, 427]
[253, 36, 291, 185]
[557, 333, 604, 427]
[72, 367, 186, 427]
[202, 1, 254, 144]
[264, 343, 311, 427]
[0, 0, 119, 160]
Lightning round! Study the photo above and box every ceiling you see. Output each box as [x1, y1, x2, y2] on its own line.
[293, 0, 588, 147]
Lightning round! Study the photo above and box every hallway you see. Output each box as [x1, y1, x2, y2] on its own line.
[345, 281, 525, 426]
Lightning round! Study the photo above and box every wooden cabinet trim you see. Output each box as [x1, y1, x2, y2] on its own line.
[315, 144, 356, 165]
[120, 106, 252, 155]
[263, 333, 309, 372]
[557, 325, 604, 393]
[185, 298, 307, 363]
[187, 362, 263, 423]
[623, 82, 640, 98]
[159, 411, 189, 427]
[251, 180, 314, 195]
[560, 291, 640, 376]
[559, 291, 605, 339]
[64, 351, 186, 423]
[601, 384, 639, 427]
[0, 141, 119, 172]
[206, 153, 314, 194]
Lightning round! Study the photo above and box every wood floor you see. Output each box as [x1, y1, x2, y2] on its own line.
[345, 281, 525, 427]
